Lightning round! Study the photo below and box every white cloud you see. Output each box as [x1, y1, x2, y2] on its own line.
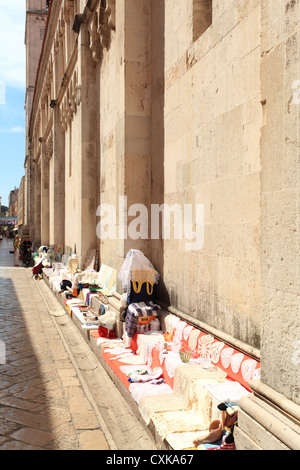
[0, 1, 26, 90]
[0, 126, 25, 134]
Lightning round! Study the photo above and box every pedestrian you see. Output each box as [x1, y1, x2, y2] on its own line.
[13, 235, 20, 267]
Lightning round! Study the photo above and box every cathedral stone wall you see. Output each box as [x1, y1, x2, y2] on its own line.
[161, 0, 262, 349]
[25, 1, 300, 443]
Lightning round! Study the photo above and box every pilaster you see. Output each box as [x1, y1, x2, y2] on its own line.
[122, 0, 152, 258]
[77, 21, 99, 268]
[40, 140, 50, 245]
[34, 159, 41, 245]
[51, 106, 65, 246]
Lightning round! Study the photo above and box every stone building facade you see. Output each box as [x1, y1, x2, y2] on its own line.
[24, 0, 300, 449]
[17, 176, 25, 234]
[8, 188, 19, 217]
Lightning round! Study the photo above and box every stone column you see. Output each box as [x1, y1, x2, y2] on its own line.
[26, 155, 36, 241]
[117, 0, 152, 260]
[236, 0, 300, 450]
[77, 22, 99, 268]
[34, 160, 41, 245]
[51, 106, 65, 246]
[40, 141, 50, 245]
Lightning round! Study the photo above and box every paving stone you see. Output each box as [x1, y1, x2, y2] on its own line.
[0, 439, 43, 450]
[14, 387, 46, 400]
[10, 427, 55, 447]
[0, 408, 58, 432]
[0, 396, 40, 411]
[68, 396, 94, 414]
[78, 430, 110, 450]
[72, 413, 100, 430]
[0, 418, 20, 436]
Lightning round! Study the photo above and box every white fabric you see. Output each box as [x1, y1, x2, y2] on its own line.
[105, 347, 130, 356]
[66, 298, 85, 306]
[72, 271, 98, 289]
[60, 257, 79, 280]
[136, 331, 165, 364]
[110, 352, 135, 361]
[118, 249, 160, 294]
[71, 307, 86, 324]
[159, 351, 200, 379]
[129, 382, 173, 404]
[201, 381, 250, 403]
[166, 430, 213, 450]
[117, 355, 147, 365]
[164, 314, 181, 333]
[174, 321, 187, 342]
[98, 310, 116, 330]
[81, 324, 99, 330]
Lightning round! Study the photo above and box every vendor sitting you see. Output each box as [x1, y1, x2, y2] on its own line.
[118, 249, 161, 348]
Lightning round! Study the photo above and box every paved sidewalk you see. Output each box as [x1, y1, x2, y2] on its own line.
[0, 239, 156, 450]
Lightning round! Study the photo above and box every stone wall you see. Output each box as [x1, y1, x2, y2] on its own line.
[260, 0, 300, 404]
[160, 0, 262, 349]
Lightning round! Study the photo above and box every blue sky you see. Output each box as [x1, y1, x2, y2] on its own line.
[0, 1, 26, 207]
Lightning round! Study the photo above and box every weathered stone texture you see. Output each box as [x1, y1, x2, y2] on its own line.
[24, 0, 300, 446]
[260, 0, 300, 404]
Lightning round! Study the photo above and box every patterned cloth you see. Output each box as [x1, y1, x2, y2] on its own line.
[125, 302, 160, 338]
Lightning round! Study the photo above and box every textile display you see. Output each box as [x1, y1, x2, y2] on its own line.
[72, 264, 117, 295]
[138, 364, 227, 426]
[144, 374, 248, 441]
[59, 257, 79, 280]
[127, 366, 163, 384]
[146, 320, 261, 391]
[135, 331, 165, 364]
[129, 382, 173, 405]
[94, 311, 260, 450]
[125, 301, 161, 338]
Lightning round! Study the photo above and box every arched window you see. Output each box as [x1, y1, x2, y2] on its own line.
[193, 0, 212, 42]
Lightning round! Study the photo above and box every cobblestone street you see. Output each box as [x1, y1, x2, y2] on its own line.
[0, 238, 156, 450]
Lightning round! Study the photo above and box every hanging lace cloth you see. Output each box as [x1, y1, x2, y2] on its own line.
[118, 249, 160, 295]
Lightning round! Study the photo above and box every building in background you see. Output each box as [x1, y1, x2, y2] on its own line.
[24, 0, 300, 449]
[17, 176, 25, 235]
[8, 188, 19, 217]
[24, 0, 48, 235]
